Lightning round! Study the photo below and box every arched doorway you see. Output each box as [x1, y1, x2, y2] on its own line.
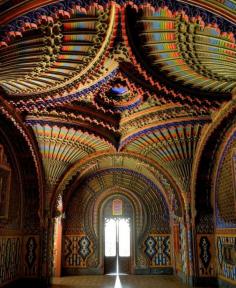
[102, 196, 133, 274]
[59, 167, 183, 277]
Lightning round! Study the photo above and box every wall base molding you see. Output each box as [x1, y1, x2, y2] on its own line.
[62, 268, 103, 275]
[134, 267, 173, 275]
[62, 267, 174, 276]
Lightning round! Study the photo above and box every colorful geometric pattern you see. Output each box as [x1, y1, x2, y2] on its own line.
[0, 4, 113, 96]
[144, 236, 157, 259]
[137, 5, 236, 93]
[144, 235, 171, 267]
[217, 236, 236, 282]
[56, 152, 182, 227]
[122, 120, 207, 192]
[25, 237, 37, 269]
[0, 0, 234, 104]
[0, 0, 235, 285]
[64, 167, 170, 235]
[23, 236, 39, 277]
[29, 123, 114, 187]
[0, 237, 21, 285]
[83, 168, 170, 228]
[180, 224, 187, 274]
[197, 235, 214, 277]
[1, 1, 234, 30]
[95, 73, 144, 112]
[199, 236, 211, 269]
[23, 236, 40, 278]
[79, 236, 92, 261]
[64, 235, 92, 267]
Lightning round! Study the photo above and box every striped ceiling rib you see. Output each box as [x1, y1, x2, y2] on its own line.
[31, 123, 114, 187]
[122, 121, 205, 192]
[0, 4, 112, 96]
[139, 5, 236, 93]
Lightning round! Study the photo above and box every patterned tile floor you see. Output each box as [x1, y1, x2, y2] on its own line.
[51, 275, 198, 288]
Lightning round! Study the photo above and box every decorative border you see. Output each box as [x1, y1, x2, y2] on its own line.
[1, 1, 235, 34]
[63, 234, 93, 268]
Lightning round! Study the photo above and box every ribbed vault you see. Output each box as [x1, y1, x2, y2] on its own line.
[121, 119, 208, 192]
[129, 4, 236, 93]
[29, 123, 114, 189]
[0, 3, 114, 96]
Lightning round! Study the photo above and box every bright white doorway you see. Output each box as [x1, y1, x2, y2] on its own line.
[104, 217, 131, 275]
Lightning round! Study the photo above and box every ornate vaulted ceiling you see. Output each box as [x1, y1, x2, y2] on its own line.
[0, 0, 235, 214]
[130, 5, 236, 93]
[0, 4, 114, 96]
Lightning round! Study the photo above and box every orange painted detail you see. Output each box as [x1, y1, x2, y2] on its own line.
[0, 0, 57, 25]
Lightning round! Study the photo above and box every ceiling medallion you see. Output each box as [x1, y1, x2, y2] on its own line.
[95, 77, 142, 112]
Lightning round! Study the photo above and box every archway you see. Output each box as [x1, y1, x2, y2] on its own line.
[192, 104, 236, 285]
[102, 195, 133, 275]
[59, 167, 181, 276]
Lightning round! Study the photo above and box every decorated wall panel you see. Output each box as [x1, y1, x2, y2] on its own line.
[23, 236, 40, 277]
[197, 234, 215, 277]
[63, 235, 92, 268]
[180, 224, 187, 274]
[0, 236, 22, 285]
[216, 131, 236, 227]
[216, 234, 236, 284]
[144, 234, 171, 267]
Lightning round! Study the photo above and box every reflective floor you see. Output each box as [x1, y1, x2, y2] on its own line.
[51, 275, 195, 288]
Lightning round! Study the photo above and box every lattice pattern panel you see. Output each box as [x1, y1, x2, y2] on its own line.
[180, 224, 187, 274]
[217, 235, 236, 282]
[197, 235, 215, 277]
[23, 236, 39, 277]
[63, 235, 92, 268]
[0, 237, 21, 285]
[144, 234, 171, 267]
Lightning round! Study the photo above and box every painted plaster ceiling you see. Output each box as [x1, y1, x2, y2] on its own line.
[131, 5, 236, 93]
[0, 0, 235, 208]
[53, 153, 183, 217]
[0, 4, 114, 95]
